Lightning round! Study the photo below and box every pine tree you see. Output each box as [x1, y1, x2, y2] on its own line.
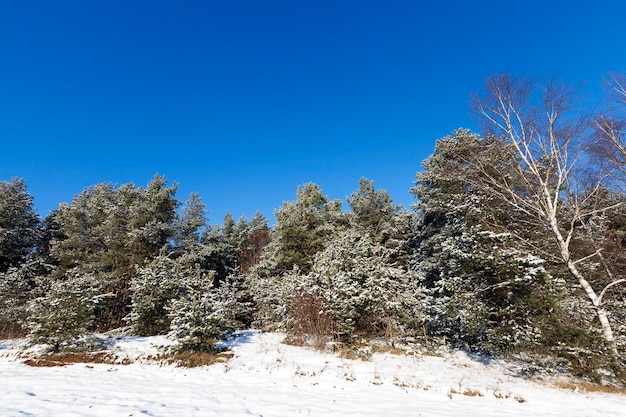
[412, 130, 560, 354]
[127, 252, 183, 335]
[224, 212, 271, 274]
[259, 182, 346, 275]
[0, 178, 40, 273]
[348, 177, 400, 241]
[249, 183, 345, 328]
[0, 259, 51, 337]
[296, 229, 423, 344]
[28, 269, 107, 351]
[257, 180, 422, 344]
[0, 178, 43, 336]
[45, 175, 179, 331]
[171, 192, 208, 265]
[167, 268, 242, 352]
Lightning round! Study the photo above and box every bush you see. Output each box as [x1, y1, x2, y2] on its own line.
[27, 275, 105, 351]
[288, 291, 336, 349]
[167, 272, 245, 353]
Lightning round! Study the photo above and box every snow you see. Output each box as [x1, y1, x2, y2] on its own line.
[0, 331, 623, 417]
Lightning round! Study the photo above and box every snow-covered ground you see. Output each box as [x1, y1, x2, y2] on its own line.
[0, 331, 623, 417]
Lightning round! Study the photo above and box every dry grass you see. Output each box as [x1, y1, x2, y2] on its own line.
[157, 351, 234, 368]
[336, 348, 358, 360]
[282, 335, 305, 347]
[392, 377, 431, 391]
[371, 376, 384, 385]
[448, 386, 488, 399]
[554, 380, 626, 395]
[0, 323, 28, 340]
[493, 390, 509, 399]
[369, 344, 407, 356]
[343, 372, 356, 382]
[23, 351, 125, 367]
[23, 349, 235, 368]
[462, 388, 484, 397]
[335, 347, 373, 361]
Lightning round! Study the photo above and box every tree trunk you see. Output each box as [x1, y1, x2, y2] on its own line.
[565, 259, 617, 354]
[549, 213, 618, 352]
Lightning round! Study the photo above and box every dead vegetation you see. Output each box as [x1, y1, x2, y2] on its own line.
[22, 348, 235, 368]
[23, 351, 125, 367]
[23, 359, 70, 367]
[392, 377, 431, 391]
[287, 292, 336, 351]
[553, 380, 626, 395]
[448, 387, 485, 399]
[462, 387, 484, 397]
[156, 351, 234, 368]
[0, 323, 28, 340]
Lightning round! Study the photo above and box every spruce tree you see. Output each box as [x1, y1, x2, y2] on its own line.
[28, 269, 106, 351]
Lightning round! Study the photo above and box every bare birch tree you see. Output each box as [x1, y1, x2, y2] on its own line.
[472, 73, 625, 353]
[593, 73, 626, 189]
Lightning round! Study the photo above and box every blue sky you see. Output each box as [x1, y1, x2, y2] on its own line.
[1, 1, 625, 223]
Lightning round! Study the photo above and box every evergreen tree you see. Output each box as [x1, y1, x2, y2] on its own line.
[28, 269, 106, 351]
[412, 130, 560, 354]
[249, 183, 345, 328]
[172, 196, 252, 285]
[44, 175, 178, 330]
[348, 177, 400, 241]
[171, 192, 208, 265]
[199, 225, 238, 285]
[127, 252, 183, 335]
[0, 178, 40, 273]
[295, 229, 423, 344]
[260, 182, 346, 275]
[0, 259, 51, 337]
[223, 212, 271, 274]
[250, 180, 421, 343]
[167, 268, 245, 352]
[0, 178, 43, 336]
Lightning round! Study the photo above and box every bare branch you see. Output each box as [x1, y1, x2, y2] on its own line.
[572, 248, 603, 265]
[599, 279, 626, 306]
[473, 73, 623, 347]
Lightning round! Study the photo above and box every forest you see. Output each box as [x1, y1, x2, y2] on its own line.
[1, 74, 625, 383]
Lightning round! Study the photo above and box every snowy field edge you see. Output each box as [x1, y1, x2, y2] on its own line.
[0, 331, 623, 417]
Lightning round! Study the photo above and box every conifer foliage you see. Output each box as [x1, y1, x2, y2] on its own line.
[1, 72, 624, 383]
[249, 179, 421, 345]
[40, 175, 179, 332]
[411, 130, 560, 354]
[0, 178, 42, 336]
[0, 178, 40, 273]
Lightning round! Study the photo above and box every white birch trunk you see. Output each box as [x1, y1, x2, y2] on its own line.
[476, 73, 623, 354]
[549, 208, 617, 352]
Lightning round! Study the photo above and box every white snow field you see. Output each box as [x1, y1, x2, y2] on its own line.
[0, 331, 623, 417]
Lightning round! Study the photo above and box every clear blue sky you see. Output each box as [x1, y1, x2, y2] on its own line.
[1, 1, 625, 224]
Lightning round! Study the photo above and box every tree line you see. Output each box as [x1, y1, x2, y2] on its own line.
[1, 74, 624, 382]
